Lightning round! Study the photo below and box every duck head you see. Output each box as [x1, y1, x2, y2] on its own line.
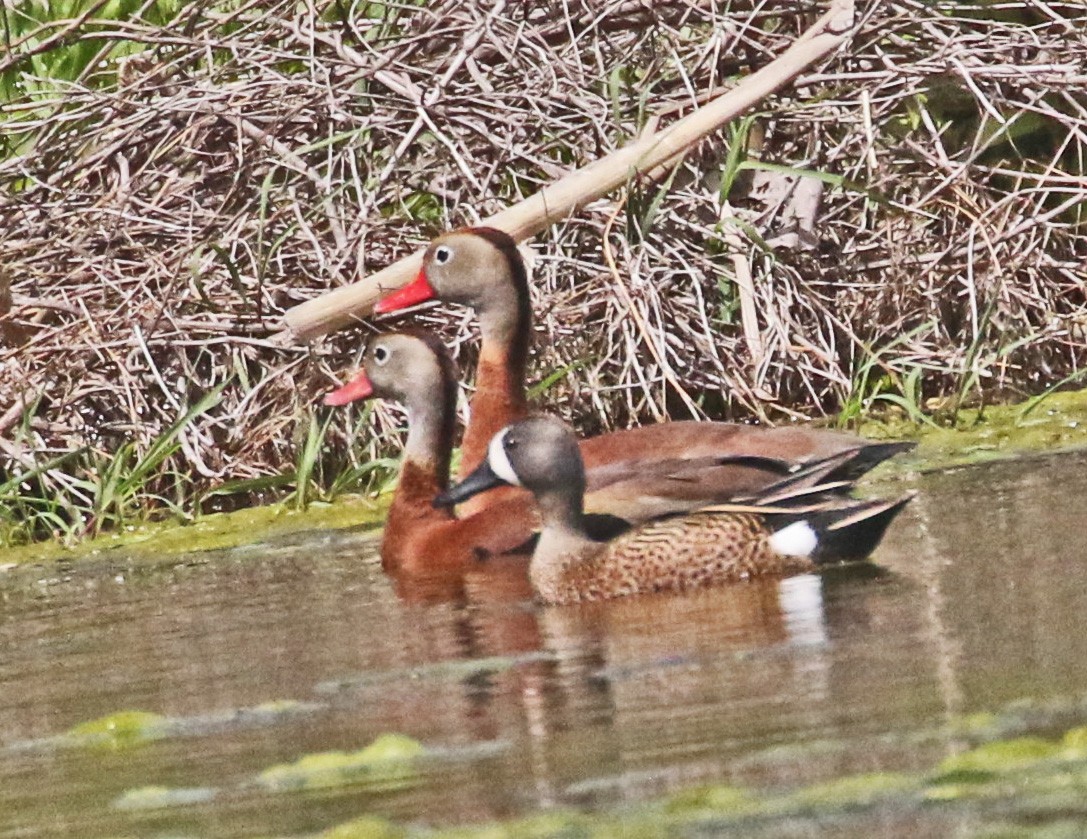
[374, 228, 530, 347]
[434, 415, 584, 512]
[323, 330, 455, 413]
[324, 330, 458, 477]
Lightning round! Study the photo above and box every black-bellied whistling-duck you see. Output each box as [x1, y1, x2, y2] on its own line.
[436, 416, 914, 605]
[374, 227, 913, 517]
[324, 331, 536, 574]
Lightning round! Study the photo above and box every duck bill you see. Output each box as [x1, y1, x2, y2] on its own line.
[374, 269, 436, 314]
[433, 461, 510, 509]
[323, 370, 374, 406]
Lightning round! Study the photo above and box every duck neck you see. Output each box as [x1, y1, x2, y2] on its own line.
[536, 485, 586, 538]
[394, 378, 456, 512]
[460, 254, 532, 477]
[477, 262, 531, 371]
[531, 484, 596, 600]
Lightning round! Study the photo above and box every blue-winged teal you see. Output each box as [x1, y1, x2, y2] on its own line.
[434, 416, 913, 605]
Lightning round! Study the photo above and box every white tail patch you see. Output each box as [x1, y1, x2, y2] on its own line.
[769, 521, 818, 557]
[488, 428, 521, 486]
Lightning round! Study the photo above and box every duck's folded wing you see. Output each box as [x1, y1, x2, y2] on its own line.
[583, 454, 806, 522]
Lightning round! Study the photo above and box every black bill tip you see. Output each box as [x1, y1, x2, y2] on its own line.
[433, 459, 510, 509]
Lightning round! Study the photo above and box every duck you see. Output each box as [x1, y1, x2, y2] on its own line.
[323, 330, 538, 574]
[325, 331, 909, 574]
[372, 227, 914, 518]
[434, 415, 914, 605]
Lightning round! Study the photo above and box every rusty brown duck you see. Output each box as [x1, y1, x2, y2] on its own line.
[373, 227, 915, 519]
[434, 416, 914, 605]
[323, 331, 536, 574]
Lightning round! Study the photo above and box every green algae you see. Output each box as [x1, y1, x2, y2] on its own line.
[0, 492, 386, 567]
[973, 821, 1087, 839]
[786, 770, 921, 810]
[926, 736, 1066, 801]
[301, 720, 1087, 839]
[951, 711, 1004, 736]
[252, 698, 308, 715]
[435, 811, 601, 839]
[859, 388, 1087, 473]
[84, 714, 1087, 839]
[113, 785, 217, 810]
[934, 737, 1060, 781]
[665, 783, 760, 816]
[65, 710, 169, 750]
[14, 697, 323, 756]
[320, 816, 408, 839]
[257, 733, 425, 792]
[1060, 726, 1087, 757]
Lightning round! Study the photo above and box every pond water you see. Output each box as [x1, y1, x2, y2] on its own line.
[3, 451, 1087, 838]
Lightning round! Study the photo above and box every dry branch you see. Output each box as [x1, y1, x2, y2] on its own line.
[281, 0, 856, 342]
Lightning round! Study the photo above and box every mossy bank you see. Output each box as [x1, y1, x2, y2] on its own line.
[6, 387, 1087, 567]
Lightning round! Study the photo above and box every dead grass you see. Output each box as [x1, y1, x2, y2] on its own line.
[1, 0, 1086, 538]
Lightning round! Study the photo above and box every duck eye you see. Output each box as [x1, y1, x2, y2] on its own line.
[372, 346, 390, 365]
[433, 245, 453, 265]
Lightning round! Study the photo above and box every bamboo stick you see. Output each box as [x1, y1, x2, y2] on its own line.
[280, 0, 855, 343]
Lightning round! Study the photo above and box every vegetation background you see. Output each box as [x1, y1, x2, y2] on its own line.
[1, 0, 1084, 545]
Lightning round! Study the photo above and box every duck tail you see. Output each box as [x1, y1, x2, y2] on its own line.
[767, 493, 915, 563]
[738, 440, 907, 499]
[736, 449, 864, 502]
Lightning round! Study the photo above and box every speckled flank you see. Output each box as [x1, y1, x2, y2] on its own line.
[534, 512, 817, 605]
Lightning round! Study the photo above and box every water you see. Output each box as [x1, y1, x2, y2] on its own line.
[3, 452, 1087, 837]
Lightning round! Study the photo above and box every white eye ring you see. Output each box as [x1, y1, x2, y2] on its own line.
[434, 245, 453, 265]
[372, 345, 390, 365]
